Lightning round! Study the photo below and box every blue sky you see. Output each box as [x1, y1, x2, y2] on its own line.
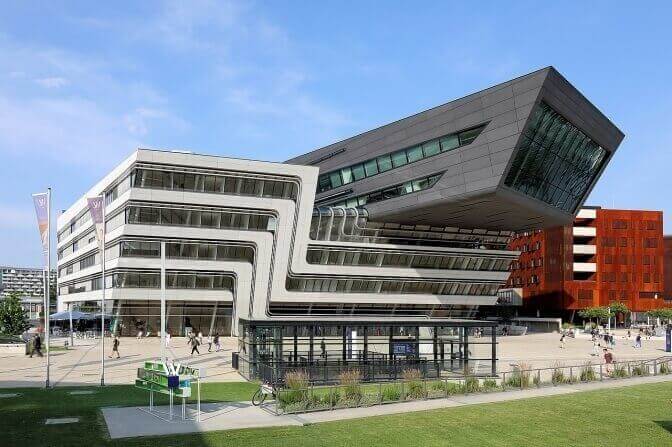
[1, 1, 671, 267]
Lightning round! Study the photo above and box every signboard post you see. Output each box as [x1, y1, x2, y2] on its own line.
[666, 326, 671, 353]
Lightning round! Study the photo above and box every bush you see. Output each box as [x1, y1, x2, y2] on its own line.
[338, 369, 363, 404]
[278, 370, 309, 407]
[402, 369, 426, 399]
[382, 385, 401, 402]
[445, 381, 462, 395]
[611, 363, 628, 378]
[463, 377, 480, 393]
[551, 366, 566, 385]
[506, 363, 532, 389]
[482, 379, 498, 392]
[426, 381, 446, 398]
[631, 364, 648, 377]
[579, 362, 597, 382]
[660, 362, 670, 374]
[533, 374, 541, 387]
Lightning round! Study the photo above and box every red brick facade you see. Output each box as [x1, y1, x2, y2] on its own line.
[507, 208, 666, 318]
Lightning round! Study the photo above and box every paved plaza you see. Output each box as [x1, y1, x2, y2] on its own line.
[0, 330, 666, 388]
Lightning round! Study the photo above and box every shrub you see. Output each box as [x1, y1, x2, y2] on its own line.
[660, 362, 670, 374]
[463, 377, 480, 393]
[551, 366, 566, 385]
[445, 381, 462, 395]
[631, 364, 648, 377]
[382, 385, 401, 402]
[338, 369, 363, 403]
[279, 370, 309, 407]
[506, 363, 532, 388]
[426, 381, 447, 398]
[611, 363, 628, 378]
[482, 379, 498, 391]
[402, 369, 426, 399]
[533, 374, 541, 387]
[579, 362, 597, 382]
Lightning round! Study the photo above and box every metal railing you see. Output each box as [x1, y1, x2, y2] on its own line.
[268, 356, 672, 415]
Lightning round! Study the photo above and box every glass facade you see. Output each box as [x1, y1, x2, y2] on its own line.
[317, 125, 486, 193]
[132, 168, 298, 200]
[329, 173, 443, 208]
[107, 240, 254, 263]
[59, 270, 234, 295]
[124, 205, 274, 231]
[504, 101, 609, 213]
[306, 249, 511, 271]
[286, 277, 499, 296]
[108, 300, 232, 336]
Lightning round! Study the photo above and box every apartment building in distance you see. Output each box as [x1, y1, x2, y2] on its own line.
[0, 266, 57, 320]
[507, 207, 666, 321]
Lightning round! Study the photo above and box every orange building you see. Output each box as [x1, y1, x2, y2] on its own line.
[507, 207, 666, 322]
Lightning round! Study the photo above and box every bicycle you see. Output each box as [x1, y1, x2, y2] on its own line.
[252, 382, 276, 406]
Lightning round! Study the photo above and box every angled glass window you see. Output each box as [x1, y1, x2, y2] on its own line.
[504, 101, 608, 213]
[391, 150, 408, 168]
[330, 173, 443, 207]
[440, 135, 459, 152]
[364, 159, 379, 176]
[406, 145, 424, 163]
[351, 163, 366, 181]
[340, 166, 353, 184]
[316, 124, 486, 193]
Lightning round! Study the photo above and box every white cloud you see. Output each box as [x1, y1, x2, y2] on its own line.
[34, 76, 69, 88]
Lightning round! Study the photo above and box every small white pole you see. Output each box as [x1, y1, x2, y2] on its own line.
[100, 197, 106, 386]
[161, 241, 166, 363]
[45, 188, 52, 388]
[69, 304, 74, 347]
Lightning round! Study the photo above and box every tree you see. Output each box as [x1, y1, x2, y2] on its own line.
[0, 293, 29, 335]
[578, 306, 610, 323]
[608, 302, 630, 317]
[646, 308, 672, 323]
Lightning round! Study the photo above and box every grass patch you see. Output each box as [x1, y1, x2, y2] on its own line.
[3, 381, 672, 446]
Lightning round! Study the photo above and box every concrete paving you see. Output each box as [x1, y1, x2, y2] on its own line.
[1, 330, 666, 387]
[0, 336, 244, 387]
[102, 374, 672, 439]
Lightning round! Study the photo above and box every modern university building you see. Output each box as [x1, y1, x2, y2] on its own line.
[56, 67, 624, 381]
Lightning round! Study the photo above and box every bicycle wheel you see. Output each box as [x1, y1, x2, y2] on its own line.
[252, 389, 266, 406]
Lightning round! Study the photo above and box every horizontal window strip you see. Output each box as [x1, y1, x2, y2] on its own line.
[316, 124, 486, 194]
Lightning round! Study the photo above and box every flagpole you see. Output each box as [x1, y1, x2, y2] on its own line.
[46, 188, 51, 388]
[100, 196, 106, 386]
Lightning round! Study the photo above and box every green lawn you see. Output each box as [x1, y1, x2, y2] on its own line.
[2, 381, 672, 446]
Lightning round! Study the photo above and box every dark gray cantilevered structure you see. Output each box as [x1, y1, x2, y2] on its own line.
[289, 67, 624, 231]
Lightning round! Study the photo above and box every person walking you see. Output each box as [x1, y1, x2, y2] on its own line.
[213, 333, 220, 352]
[207, 334, 213, 352]
[592, 339, 600, 356]
[30, 334, 43, 358]
[108, 335, 120, 359]
[559, 333, 566, 349]
[189, 334, 200, 356]
[165, 332, 171, 347]
[635, 334, 642, 349]
[603, 348, 614, 373]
